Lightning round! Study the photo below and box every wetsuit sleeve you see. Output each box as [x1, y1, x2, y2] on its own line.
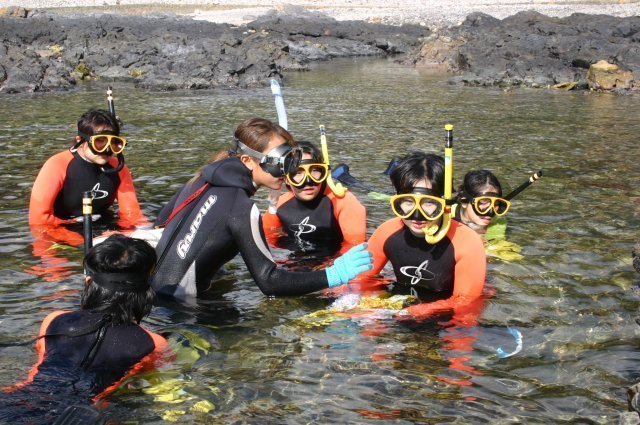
[229, 200, 329, 296]
[261, 192, 289, 237]
[29, 152, 73, 226]
[331, 190, 366, 245]
[115, 164, 150, 228]
[363, 218, 403, 275]
[404, 223, 487, 320]
[5, 311, 69, 391]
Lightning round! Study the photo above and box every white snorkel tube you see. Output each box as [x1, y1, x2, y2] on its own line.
[268, 79, 289, 213]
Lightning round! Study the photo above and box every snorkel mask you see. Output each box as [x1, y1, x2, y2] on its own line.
[233, 138, 302, 178]
[286, 158, 330, 188]
[462, 191, 511, 217]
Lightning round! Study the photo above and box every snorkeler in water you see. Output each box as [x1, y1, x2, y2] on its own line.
[364, 151, 487, 320]
[262, 141, 366, 249]
[452, 169, 510, 235]
[150, 118, 372, 298]
[3, 235, 167, 423]
[29, 109, 148, 229]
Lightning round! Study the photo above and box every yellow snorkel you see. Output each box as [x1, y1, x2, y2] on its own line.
[423, 124, 454, 244]
[319, 125, 346, 198]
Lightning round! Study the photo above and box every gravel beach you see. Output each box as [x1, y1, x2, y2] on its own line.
[3, 0, 639, 28]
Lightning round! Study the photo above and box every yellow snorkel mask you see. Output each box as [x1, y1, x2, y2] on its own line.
[319, 125, 346, 198]
[422, 124, 454, 244]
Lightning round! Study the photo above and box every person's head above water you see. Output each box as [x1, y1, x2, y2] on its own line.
[226, 118, 300, 190]
[82, 234, 157, 325]
[74, 109, 124, 166]
[284, 141, 329, 202]
[457, 169, 510, 232]
[389, 152, 446, 237]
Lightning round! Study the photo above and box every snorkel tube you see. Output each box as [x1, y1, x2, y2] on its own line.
[505, 170, 543, 201]
[82, 191, 93, 255]
[268, 79, 289, 213]
[102, 86, 125, 174]
[319, 125, 346, 198]
[423, 124, 453, 244]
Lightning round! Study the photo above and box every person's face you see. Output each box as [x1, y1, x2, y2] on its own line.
[289, 153, 323, 202]
[461, 184, 499, 232]
[400, 179, 442, 238]
[77, 125, 115, 166]
[242, 134, 288, 190]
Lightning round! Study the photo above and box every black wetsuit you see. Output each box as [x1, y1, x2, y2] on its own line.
[151, 157, 329, 298]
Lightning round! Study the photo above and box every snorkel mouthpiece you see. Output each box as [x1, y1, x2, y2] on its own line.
[423, 124, 454, 245]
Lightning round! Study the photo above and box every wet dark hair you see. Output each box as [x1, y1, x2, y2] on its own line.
[295, 141, 323, 163]
[77, 109, 120, 137]
[457, 169, 502, 201]
[82, 234, 157, 325]
[390, 151, 445, 196]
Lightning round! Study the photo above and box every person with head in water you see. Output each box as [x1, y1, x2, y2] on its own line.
[363, 151, 486, 320]
[2, 235, 167, 423]
[452, 169, 509, 235]
[262, 141, 366, 250]
[150, 118, 372, 298]
[29, 109, 148, 229]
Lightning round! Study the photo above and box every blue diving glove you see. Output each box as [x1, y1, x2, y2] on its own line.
[325, 243, 373, 287]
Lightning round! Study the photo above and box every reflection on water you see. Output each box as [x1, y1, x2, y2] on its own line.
[1, 58, 639, 422]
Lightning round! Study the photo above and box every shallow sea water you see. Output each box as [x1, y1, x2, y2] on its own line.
[0, 58, 639, 423]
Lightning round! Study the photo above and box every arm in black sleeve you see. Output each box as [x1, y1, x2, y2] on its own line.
[228, 201, 329, 296]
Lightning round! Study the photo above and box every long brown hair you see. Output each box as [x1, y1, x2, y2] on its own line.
[191, 118, 295, 182]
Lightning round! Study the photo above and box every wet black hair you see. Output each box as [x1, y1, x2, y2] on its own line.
[390, 151, 445, 196]
[82, 234, 157, 325]
[77, 109, 120, 137]
[457, 169, 503, 201]
[295, 141, 323, 163]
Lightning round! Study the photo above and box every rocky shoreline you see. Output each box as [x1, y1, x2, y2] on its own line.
[0, 6, 638, 94]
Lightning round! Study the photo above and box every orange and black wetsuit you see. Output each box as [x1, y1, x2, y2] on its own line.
[19, 310, 167, 394]
[2, 310, 167, 423]
[29, 150, 147, 228]
[364, 218, 486, 320]
[262, 184, 366, 246]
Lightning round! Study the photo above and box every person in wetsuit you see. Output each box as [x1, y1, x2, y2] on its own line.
[363, 152, 487, 320]
[2, 235, 167, 423]
[150, 118, 372, 298]
[29, 109, 148, 229]
[452, 169, 509, 235]
[262, 141, 366, 251]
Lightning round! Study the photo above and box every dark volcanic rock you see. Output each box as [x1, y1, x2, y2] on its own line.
[0, 10, 428, 93]
[408, 11, 640, 91]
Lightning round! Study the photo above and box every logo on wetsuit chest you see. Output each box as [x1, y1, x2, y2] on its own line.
[90, 183, 109, 200]
[400, 259, 435, 286]
[289, 216, 317, 238]
[176, 195, 217, 259]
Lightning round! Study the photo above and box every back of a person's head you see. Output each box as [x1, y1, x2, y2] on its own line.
[390, 151, 445, 196]
[82, 234, 157, 324]
[77, 109, 120, 136]
[458, 169, 503, 199]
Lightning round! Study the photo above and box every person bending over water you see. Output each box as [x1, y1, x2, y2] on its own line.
[262, 141, 366, 250]
[364, 152, 487, 320]
[29, 109, 148, 229]
[3, 235, 167, 423]
[452, 169, 509, 235]
[151, 118, 372, 298]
